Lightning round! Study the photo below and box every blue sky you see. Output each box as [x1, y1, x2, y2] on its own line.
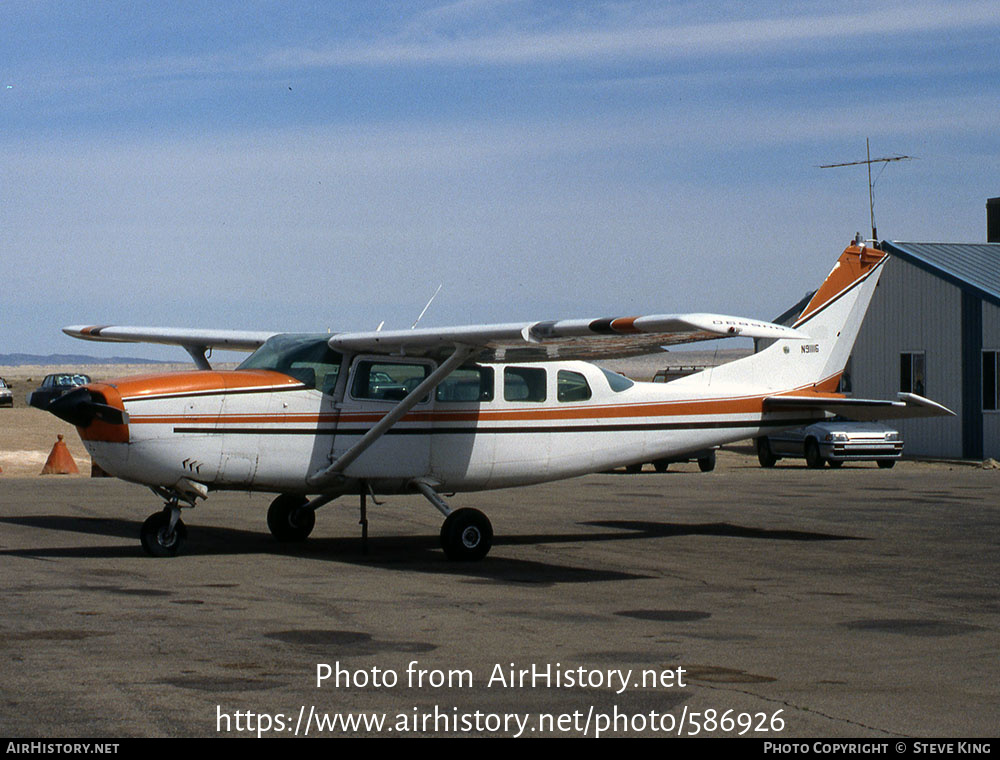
[3, 1, 999, 359]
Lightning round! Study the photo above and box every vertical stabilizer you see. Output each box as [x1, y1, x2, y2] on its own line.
[672, 242, 888, 394]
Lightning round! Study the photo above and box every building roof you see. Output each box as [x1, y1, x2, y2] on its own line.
[882, 241, 1000, 306]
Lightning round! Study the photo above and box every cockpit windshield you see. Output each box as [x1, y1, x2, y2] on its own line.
[238, 335, 343, 394]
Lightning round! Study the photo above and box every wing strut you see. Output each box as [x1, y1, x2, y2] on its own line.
[306, 345, 476, 489]
[184, 345, 212, 370]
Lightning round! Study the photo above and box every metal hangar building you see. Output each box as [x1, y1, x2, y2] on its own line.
[848, 197, 1000, 460]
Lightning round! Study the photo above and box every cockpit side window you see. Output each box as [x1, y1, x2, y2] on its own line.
[351, 361, 430, 401]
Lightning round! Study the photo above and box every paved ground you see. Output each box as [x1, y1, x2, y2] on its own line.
[1, 452, 997, 738]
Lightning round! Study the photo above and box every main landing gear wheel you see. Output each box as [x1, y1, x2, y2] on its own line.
[140, 510, 188, 557]
[440, 508, 493, 562]
[267, 494, 315, 542]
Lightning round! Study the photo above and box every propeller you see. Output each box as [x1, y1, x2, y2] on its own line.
[41, 387, 129, 427]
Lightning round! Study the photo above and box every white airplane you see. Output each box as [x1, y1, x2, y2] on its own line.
[39, 239, 951, 560]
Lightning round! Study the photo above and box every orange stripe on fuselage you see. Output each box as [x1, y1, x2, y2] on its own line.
[117, 371, 845, 428]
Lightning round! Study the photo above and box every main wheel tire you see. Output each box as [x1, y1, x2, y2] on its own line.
[805, 440, 825, 469]
[698, 451, 717, 472]
[140, 511, 188, 557]
[877, 459, 896, 469]
[653, 459, 669, 473]
[828, 459, 844, 468]
[267, 494, 315, 541]
[440, 508, 493, 561]
[625, 463, 644, 474]
[756, 438, 778, 468]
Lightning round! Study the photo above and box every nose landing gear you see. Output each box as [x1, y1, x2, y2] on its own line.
[140, 504, 187, 557]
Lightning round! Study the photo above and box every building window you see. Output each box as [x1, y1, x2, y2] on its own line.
[984, 351, 999, 412]
[900, 352, 925, 396]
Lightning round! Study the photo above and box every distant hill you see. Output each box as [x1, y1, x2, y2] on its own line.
[0, 353, 173, 366]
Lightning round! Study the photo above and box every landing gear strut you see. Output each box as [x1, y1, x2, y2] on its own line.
[413, 479, 493, 561]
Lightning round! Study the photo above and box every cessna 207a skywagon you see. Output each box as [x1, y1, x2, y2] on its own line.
[39, 238, 950, 561]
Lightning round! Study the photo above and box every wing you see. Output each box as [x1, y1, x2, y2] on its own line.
[63, 325, 277, 352]
[764, 392, 954, 420]
[327, 313, 808, 362]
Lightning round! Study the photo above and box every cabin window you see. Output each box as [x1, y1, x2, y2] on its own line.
[504, 367, 546, 402]
[351, 361, 430, 402]
[600, 367, 634, 392]
[437, 366, 494, 403]
[984, 351, 999, 412]
[557, 370, 592, 402]
[900, 352, 925, 396]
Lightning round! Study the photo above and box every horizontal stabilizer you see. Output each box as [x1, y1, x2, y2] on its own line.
[764, 392, 954, 421]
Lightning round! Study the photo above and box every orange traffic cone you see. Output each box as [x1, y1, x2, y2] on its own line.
[41, 435, 79, 475]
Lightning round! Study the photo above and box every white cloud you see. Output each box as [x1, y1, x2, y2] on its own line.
[261, 1, 1000, 70]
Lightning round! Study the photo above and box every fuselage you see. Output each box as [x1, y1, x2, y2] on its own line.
[75, 347, 824, 496]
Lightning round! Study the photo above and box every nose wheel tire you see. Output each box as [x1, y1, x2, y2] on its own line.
[140, 510, 188, 557]
[440, 508, 493, 561]
[267, 494, 315, 541]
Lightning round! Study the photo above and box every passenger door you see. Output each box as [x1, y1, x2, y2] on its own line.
[333, 356, 435, 480]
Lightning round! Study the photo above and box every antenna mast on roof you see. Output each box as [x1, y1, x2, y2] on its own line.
[820, 138, 914, 242]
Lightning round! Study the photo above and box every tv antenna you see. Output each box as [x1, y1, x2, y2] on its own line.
[820, 138, 914, 242]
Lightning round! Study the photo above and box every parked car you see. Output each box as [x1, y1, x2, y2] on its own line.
[27, 373, 92, 409]
[0, 377, 12, 407]
[625, 448, 717, 473]
[755, 420, 902, 469]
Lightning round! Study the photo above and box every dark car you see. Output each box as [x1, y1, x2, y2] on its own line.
[755, 420, 902, 469]
[27, 373, 92, 410]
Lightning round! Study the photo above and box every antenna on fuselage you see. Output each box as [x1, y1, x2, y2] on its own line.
[820, 138, 914, 242]
[411, 284, 443, 330]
